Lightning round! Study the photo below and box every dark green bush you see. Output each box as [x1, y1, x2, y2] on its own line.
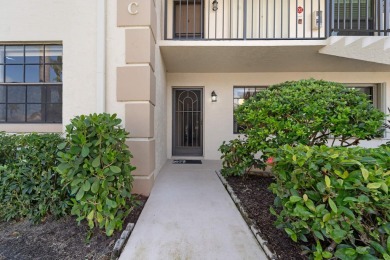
[219, 138, 265, 176]
[219, 79, 385, 177]
[56, 113, 135, 236]
[0, 133, 68, 222]
[269, 144, 390, 259]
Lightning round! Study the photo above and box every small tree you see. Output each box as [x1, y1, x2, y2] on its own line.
[219, 79, 385, 176]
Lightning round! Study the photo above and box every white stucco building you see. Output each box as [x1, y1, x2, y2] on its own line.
[1, 0, 389, 194]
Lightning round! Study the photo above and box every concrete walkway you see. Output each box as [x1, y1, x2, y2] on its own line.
[119, 160, 267, 260]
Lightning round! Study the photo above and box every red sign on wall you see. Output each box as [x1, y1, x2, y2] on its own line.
[297, 6, 304, 14]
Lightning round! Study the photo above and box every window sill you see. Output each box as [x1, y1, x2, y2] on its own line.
[0, 124, 62, 133]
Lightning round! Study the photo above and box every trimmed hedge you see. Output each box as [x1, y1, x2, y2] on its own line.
[219, 79, 385, 177]
[0, 132, 68, 222]
[269, 144, 390, 259]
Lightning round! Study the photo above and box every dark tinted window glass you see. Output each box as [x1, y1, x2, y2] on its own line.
[46, 104, 62, 123]
[0, 86, 5, 103]
[0, 104, 5, 122]
[27, 86, 45, 103]
[8, 86, 26, 103]
[27, 104, 44, 122]
[0, 65, 3, 82]
[0, 45, 62, 124]
[5, 46, 24, 64]
[7, 104, 25, 122]
[47, 86, 61, 103]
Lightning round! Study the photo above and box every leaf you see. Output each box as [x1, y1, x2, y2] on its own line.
[106, 198, 117, 208]
[305, 199, 316, 212]
[92, 156, 101, 168]
[381, 183, 389, 194]
[370, 241, 386, 254]
[303, 194, 308, 202]
[323, 213, 331, 222]
[81, 146, 89, 157]
[313, 230, 324, 241]
[57, 142, 67, 150]
[294, 205, 312, 217]
[76, 188, 85, 201]
[110, 166, 121, 174]
[82, 180, 91, 192]
[284, 228, 298, 242]
[330, 229, 348, 243]
[292, 155, 297, 162]
[91, 179, 100, 194]
[325, 176, 331, 188]
[70, 178, 84, 187]
[57, 163, 70, 174]
[355, 246, 369, 255]
[387, 236, 390, 253]
[339, 206, 355, 219]
[96, 212, 104, 223]
[328, 198, 338, 213]
[367, 182, 382, 189]
[361, 167, 369, 181]
[322, 251, 332, 259]
[289, 196, 301, 203]
[335, 248, 357, 260]
[343, 197, 358, 203]
[87, 210, 95, 221]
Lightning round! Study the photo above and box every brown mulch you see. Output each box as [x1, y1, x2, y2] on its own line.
[226, 175, 308, 260]
[0, 195, 147, 260]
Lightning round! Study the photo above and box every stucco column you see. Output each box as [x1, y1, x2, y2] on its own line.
[117, 0, 157, 195]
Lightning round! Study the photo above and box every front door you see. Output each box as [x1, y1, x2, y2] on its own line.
[174, 1, 203, 39]
[172, 89, 203, 156]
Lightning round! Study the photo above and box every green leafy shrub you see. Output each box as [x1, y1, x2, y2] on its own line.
[219, 79, 385, 176]
[269, 144, 390, 259]
[56, 113, 135, 236]
[0, 132, 18, 165]
[0, 133, 68, 222]
[219, 138, 264, 176]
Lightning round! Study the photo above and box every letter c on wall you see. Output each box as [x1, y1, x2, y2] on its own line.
[128, 2, 139, 15]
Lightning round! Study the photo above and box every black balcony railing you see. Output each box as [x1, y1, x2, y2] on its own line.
[164, 0, 390, 40]
[330, 0, 390, 36]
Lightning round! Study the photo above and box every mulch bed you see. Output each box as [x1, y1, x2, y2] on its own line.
[0, 195, 148, 260]
[226, 175, 308, 260]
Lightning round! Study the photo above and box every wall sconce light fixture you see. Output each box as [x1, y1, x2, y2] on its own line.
[212, 0, 218, 11]
[211, 91, 217, 102]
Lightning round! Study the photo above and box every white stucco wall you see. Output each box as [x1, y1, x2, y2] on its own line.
[155, 0, 168, 175]
[167, 72, 390, 160]
[0, 0, 98, 129]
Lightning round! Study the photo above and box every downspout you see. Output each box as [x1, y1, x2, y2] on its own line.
[96, 0, 106, 113]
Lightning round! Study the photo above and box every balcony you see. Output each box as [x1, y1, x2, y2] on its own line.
[161, 0, 390, 72]
[163, 0, 390, 40]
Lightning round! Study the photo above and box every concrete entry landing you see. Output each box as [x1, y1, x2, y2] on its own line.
[119, 160, 267, 260]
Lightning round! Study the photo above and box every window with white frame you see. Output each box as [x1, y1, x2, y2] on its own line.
[0, 44, 62, 123]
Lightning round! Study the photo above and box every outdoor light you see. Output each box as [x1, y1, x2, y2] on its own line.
[212, 0, 218, 11]
[211, 91, 217, 102]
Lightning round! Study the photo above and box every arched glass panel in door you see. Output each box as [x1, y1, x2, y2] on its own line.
[173, 89, 203, 156]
